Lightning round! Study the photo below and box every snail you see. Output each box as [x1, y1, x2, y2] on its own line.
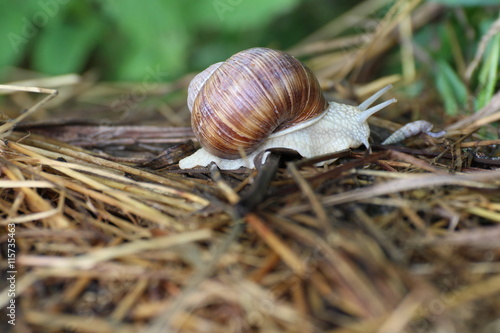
[179, 47, 397, 170]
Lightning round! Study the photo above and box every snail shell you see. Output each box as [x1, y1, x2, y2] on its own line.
[188, 47, 328, 159]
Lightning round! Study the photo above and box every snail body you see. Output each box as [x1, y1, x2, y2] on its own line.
[179, 47, 397, 170]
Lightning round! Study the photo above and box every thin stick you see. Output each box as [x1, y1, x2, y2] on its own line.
[0, 85, 58, 138]
[288, 162, 332, 235]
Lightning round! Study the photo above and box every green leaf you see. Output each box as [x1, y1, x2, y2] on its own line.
[32, 3, 105, 75]
[475, 32, 500, 109]
[435, 60, 468, 115]
[99, 0, 188, 81]
[0, 2, 41, 78]
[428, 0, 500, 6]
[189, 0, 300, 31]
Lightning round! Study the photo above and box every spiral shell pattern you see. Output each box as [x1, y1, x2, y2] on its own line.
[188, 47, 328, 159]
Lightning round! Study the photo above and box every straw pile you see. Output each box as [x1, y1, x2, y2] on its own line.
[1, 1, 500, 332]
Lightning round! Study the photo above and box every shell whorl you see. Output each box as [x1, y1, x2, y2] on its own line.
[188, 47, 328, 159]
[187, 62, 222, 112]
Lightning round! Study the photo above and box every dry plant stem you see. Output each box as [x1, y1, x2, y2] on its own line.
[399, 202, 428, 232]
[246, 213, 306, 276]
[446, 90, 500, 131]
[145, 167, 242, 332]
[5, 146, 181, 228]
[460, 139, 500, 148]
[4, 191, 25, 222]
[466, 207, 500, 223]
[61, 276, 93, 305]
[3, 141, 206, 230]
[290, 33, 374, 58]
[410, 274, 500, 324]
[5, 140, 207, 204]
[146, 217, 245, 333]
[17, 229, 211, 270]
[147, 154, 285, 332]
[250, 252, 281, 283]
[465, 15, 500, 80]
[1, 164, 69, 228]
[24, 310, 137, 333]
[373, 145, 500, 168]
[386, 150, 447, 174]
[399, 0, 416, 84]
[291, 279, 309, 318]
[456, 107, 500, 135]
[423, 224, 500, 247]
[313, 1, 441, 83]
[17, 124, 194, 147]
[352, 208, 406, 264]
[110, 277, 149, 322]
[65, 206, 151, 240]
[375, 286, 433, 333]
[0, 180, 55, 189]
[0, 85, 58, 138]
[209, 163, 240, 205]
[37, 169, 177, 229]
[0, 74, 80, 94]
[295, 0, 394, 45]
[236, 153, 282, 215]
[287, 162, 331, 234]
[354, 75, 401, 99]
[283, 169, 500, 216]
[269, 215, 394, 317]
[336, 0, 422, 80]
[446, 20, 467, 77]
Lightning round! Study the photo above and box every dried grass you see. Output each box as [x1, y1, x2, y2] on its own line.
[1, 1, 500, 332]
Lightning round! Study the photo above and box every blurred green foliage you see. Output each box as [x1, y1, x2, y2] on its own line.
[430, 0, 500, 6]
[410, 6, 500, 114]
[0, 0, 498, 118]
[0, 0, 344, 81]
